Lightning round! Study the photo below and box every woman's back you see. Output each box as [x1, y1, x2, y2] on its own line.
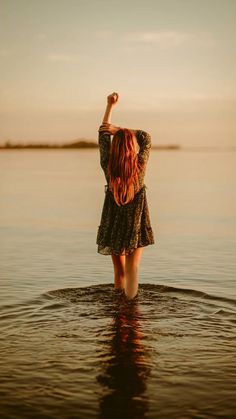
[97, 126, 154, 255]
[98, 129, 152, 193]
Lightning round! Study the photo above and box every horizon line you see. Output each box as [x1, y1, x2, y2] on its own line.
[0, 140, 236, 152]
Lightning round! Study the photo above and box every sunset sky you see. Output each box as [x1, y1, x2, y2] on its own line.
[0, 0, 235, 146]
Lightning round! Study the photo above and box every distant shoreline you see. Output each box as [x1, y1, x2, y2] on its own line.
[0, 140, 181, 150]
[0, 141, 235, 151]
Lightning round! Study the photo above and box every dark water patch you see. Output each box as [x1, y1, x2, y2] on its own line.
[0, 283, 236, 418]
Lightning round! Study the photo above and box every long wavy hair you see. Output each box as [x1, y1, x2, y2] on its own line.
[108, 128, 141, 206]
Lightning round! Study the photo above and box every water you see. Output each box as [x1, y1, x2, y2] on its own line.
[0, 149, 236, 418]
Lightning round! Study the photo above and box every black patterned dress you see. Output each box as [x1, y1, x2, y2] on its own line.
[96, 129, 155, 255]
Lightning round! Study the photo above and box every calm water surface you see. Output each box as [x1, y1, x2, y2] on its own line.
[0, 150, 236, 418]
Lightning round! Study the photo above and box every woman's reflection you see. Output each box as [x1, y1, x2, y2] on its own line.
[97, 292, 151, 418]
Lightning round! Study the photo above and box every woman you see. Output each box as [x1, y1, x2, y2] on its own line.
[96, 92, 154, 299]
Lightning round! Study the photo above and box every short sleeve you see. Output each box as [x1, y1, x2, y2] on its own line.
[136, 130, 152, 168]
[98, 131, 111, 176]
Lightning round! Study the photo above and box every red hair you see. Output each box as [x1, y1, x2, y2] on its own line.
[108, 128, 141, 206]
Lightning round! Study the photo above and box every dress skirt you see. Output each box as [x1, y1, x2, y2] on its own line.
[96, 185, 155, 255]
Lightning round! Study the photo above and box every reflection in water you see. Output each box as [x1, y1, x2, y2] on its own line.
[0, 285, 236, 417]
[97, 292, 151, 418]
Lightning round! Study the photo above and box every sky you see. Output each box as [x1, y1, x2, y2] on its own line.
[0, 0, 236, 146]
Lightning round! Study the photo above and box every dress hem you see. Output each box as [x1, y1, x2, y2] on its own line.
[97, 241, 155, 256]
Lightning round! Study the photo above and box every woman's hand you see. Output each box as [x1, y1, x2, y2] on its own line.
[107, 92, 119, 105]
[99, 123, 121, 135]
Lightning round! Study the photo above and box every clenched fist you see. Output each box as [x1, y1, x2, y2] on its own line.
[107, 92, 119, 105]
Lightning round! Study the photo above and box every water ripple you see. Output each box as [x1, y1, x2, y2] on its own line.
[0, 283, 236, 418]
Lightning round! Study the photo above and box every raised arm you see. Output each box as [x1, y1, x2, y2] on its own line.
[98, 92, 119, 176]
[101, 92, 119, 124]
[136, 130, 152, 168]
[98, 92, 151, 172]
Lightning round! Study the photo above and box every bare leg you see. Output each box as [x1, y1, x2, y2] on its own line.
[111, 254, 126, 289]
[124, 247, 143, 299]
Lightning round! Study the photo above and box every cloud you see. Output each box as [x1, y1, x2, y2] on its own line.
[124, 30, 215, 48]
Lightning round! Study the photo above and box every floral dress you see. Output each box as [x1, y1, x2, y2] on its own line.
[96, 129, 155, 255]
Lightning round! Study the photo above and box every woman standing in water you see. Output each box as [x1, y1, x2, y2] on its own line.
[96, 92, 154, 299]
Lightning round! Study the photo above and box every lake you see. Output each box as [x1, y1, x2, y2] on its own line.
[0, 149, 235, 418]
